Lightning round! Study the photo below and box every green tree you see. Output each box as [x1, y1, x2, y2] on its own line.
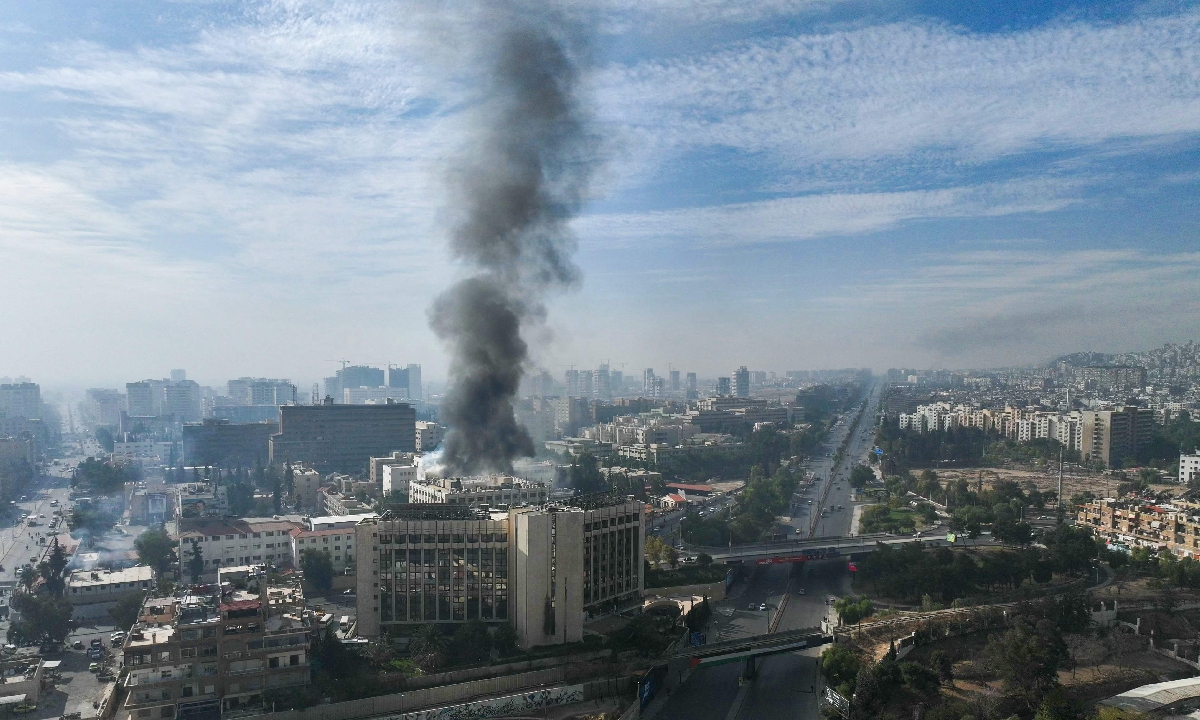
[984, 618, 1068, 710]
[187, 539, 205, 584]
[18, 565, 36, 591]
[410, 623, 448, 672]
[48, 539, 68, 578]
[94, 427, 115, 453]
[109, 591, 146, 630]
[569, 451, 606, 494]
[451, 618, 492, 663]
[135, 526, 177, 575]
[930, 650, 953, 684]
[834, 596, 875, 625]
[8, 592, 76, 645]
[821, 643, 862, 695]
[300, 549, 334, 592]
[849, 465, 875, 489]
[695, 552, 713, 568]
[900, 661, 939, 694]
[493, 623, 518, 656]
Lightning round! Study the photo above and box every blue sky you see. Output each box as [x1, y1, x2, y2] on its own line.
[1, 0, 1199, 388]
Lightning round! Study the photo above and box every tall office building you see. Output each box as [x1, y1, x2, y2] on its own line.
[85, 389, 125, 427]
[685, 373, 698, 394]
[610, 370, 623, 397]
[716, 377, 731, 396]
[163, 380, 202, 422]
[387, 365, 421, 400]
[733, 366, 750, 398]
[270, 399, 416, 473]
[669, 370, 680, 392]
[406, 364, 422, 401]
[183, 419, 276, 468]
[324, 365, 385, 401]
[354, 495, 643, 649]
[642, 369, 656, 396]
[226, 378, 295, 406]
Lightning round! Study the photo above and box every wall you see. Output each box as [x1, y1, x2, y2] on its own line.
[402, 650, 611, 691]
[642, 581, 726, 601]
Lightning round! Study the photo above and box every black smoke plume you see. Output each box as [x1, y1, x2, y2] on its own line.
[431, 10, 596, 475]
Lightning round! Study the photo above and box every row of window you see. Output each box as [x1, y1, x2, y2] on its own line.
[378, 533, 508, 544]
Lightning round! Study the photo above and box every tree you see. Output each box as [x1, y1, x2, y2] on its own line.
[410, 623, 447, 672]
[849, 465, 875, 490]
[985, 618, 1069, 710]
[665, 545, 679, 569]
[300, 549, 334, 592]
[452, 619, 492, 663]
[834, 596, 874, 625]
[18, 565, 36, 591]
[696, 552, 713, 568]
[493, 623, 518, 656]
[8, 592, 76, 645]
[900, 661, 939, 694]
[568, 451, 606, 494]
[109, 591, 146, 630]
[645, 535, 669, 566]
[48, 539, 68, 578]
[821, 643, 861, 695]
[135, 526, 177, 575]
[187, 539, 205, 584]
[930, 650, 953, 684]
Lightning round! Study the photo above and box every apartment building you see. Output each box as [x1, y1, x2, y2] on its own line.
[415, 421, 444, 452]
[1181, 453, 1200, 486]
[176, 519, 303, 580]
[317, 486, 371, 516]
[67, 566, 154, 620]
[369, 452, 417, 486]
[1078, 498, 1200, 558]
[182, 420, 275, 469]
[118, 568, 310, 720]
[408, 476, 548, 506]
[1080, 406, 1156, 468]
[354, 496, 644, 648]
[381, 461, 419, 499]
[289, 527, 357, 573]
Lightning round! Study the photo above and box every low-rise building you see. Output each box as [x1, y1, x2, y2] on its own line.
[408, 476, 548, 507]
[1179, 452, 1200, 486]
[176, 519, 303, 580]
[66, 566, 155, 620]
[288, 527, 358, 574]
[117, 568, 311, 720]
[1079, 498, 1200, 558]
[414, 422, 444, 453]
[317, 486, 371, 516]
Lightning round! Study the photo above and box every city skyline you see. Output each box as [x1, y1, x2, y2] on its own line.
[2, 1, 1199, 385]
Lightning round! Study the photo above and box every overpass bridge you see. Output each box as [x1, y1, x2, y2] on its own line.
[689, 532, 995, 565]
[671, 627, 830, 679]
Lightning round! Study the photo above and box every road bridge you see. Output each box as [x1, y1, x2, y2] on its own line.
[672, 627, 830, 679]
[689, 532, 993, 565]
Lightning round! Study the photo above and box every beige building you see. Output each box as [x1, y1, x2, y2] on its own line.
[1079, 498, 1200, 558]
[408, 476, 548, 507]
[354, 496, 643, 649]
[289, 526, 358, 573]
[117, 567, 311, 720]
[176, 519, 302, 580]
[1080, 406, 1156, 468]
[66, 566, 155, 620]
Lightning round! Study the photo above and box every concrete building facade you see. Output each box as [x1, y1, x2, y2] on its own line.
[270, 401, 415, 474]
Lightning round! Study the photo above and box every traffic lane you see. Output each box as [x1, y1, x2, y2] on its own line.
[711, 564, 788, 642]
[781, 561, 846, 632]
[653, 662, 744, 720]
[737, 649, 821, 720]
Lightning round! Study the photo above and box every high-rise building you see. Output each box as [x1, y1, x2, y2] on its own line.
[226, 378, 295, 406]
[269, 399, 416, 473]
[0, 382, 41, 421]
[564, 369, 581, 398]
[642, 369, 656, 396]
[610, 370, 623, 396]
[669, 370, 680, 392]
[126, 381, 162, 417]
[182, 419, 277, 468]
[170, 369, 187, 383]
[716, 377, 731, 396]
[750, 370, 767, 385]
[163, 380, 202, 422]
[354, 495, 644, 648]
[85, 389, 125, 427]
[551, 397, 589, 437]
[406, 364, 422, 401]
[733, 366, 750, 398]
[324, 365, 386, 402]
[415, 421, 445, 452]
[685, 373, 698, 397]
[592, 364, 611, 400]
[1080, 406, 1156, 468]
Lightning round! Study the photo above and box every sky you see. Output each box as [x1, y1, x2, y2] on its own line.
[1, 0, 1199, 390]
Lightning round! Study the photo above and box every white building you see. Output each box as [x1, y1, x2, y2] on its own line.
[1182, 453, 1200, 486]
[66, 565, 154, 619]
[176, 518, 304, 579]
[289, 527, 358, 573]
[382, 460, 419, 498]
[113, 440, 177, 461]
[414, 421, 444, 452]
[409, 476, 548, 506]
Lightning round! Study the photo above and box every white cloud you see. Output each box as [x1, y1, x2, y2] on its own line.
[597, 10, 1200, 171]
[575, 177, 1082, 246]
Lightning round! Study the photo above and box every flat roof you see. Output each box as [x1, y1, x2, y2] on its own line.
[1101, 676, 1200, 712]
[0, 695, 27, 705]
[67, 565, 153, 587]
[666, 483, 714, 492]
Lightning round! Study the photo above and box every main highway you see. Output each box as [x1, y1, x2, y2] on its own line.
[652, 380, 884, 720]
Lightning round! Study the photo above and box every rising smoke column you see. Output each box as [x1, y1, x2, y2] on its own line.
[430, 10, 596, 475]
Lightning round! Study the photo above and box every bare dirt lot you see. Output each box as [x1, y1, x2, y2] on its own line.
[934, 467, 1117, 502]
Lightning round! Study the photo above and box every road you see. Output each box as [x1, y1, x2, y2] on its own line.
[653, 381, 883, 720]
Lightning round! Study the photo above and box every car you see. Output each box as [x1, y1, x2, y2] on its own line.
[88, 663, 100, 673]
[87, 648, 103, 660]
[71, 640, 84, 650]
[758, 603, 768, 611]
[90, 638, 102, 647]
[342, 588, 355, 595]
[748, 602, 758, 610]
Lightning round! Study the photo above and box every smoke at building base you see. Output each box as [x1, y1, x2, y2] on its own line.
[430, 7, 598, 475]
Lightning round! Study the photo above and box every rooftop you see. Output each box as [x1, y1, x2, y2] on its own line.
[67, 565, 153, 587]
[377, 504, 493, 521]
[1100, 676, 1200, 712]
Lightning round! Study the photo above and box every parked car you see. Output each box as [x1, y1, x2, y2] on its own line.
[71, 641, 84, 650]
[90, 638, 102, 648]
[758, 603, 768, 611]
[88, 663, 100, 673]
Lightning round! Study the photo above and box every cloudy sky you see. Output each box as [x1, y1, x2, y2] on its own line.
[2, 0, 1199, 390]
